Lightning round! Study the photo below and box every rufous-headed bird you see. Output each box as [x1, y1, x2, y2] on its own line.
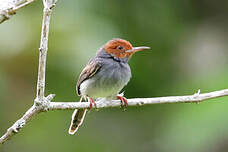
[69, 38, 150, 134]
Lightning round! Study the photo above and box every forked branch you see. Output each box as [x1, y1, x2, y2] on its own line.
[1, 89, 228, 144]
[0, 0, 56, 145]
[0, 0, 37, 24]
[1, 0, 228, 146]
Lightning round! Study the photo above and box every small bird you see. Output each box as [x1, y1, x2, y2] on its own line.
[69, 38, 150, 134]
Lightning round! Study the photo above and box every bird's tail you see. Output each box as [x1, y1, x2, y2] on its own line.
[68, 97, 87, 135]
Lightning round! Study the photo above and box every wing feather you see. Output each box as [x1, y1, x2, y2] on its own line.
[76, 60, 101, 96]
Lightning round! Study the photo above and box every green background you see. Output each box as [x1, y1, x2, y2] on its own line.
[1, 0, 228, 151]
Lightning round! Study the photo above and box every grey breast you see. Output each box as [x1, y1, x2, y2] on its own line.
[80, 57, 132, 98]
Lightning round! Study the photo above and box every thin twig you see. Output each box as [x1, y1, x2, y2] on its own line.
[0, 105, 41, 144]
[1, 89, 228, 144]
[36, 0, 53, 100]
[0, 0, 56, 145]
[48, 89, 228, 110]
[0, 0, 37, 24]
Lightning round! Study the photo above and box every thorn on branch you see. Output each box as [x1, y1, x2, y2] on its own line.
[49, 3, 56, 10]
[193, 89, 201, 104]
[136, 101, 145, 106]
[46, 94, 56, 101]
[9, 119, 26, 133]
[193, 89, 201, 97]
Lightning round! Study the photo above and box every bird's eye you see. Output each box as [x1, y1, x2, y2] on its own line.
[117, 46, 124, 50]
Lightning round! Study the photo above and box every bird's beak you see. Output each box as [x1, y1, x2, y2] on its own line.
[126, 46, 150, 53]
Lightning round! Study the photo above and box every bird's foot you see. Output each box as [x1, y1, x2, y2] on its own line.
[117, 96, 128, 110]
[88, 97, 97, 109]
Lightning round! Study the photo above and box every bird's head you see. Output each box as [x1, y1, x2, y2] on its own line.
[104, 38, 150, 59]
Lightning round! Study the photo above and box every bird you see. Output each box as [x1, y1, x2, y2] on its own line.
[68, 38, 150, 134]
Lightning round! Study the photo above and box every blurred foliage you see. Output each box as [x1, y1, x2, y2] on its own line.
[1, 0, 228, 152]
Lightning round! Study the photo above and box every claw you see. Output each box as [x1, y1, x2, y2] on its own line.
[117, 96, 128, 107]
[88, 97, 97, 109]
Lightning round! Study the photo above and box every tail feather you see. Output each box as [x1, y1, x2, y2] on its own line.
[68, 97, 87, 135]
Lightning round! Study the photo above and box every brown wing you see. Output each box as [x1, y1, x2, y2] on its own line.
[76, 60, 101, 96]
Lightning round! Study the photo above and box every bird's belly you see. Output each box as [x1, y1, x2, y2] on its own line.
[80, 79, 123, 98]
[80, 65, 131, 98]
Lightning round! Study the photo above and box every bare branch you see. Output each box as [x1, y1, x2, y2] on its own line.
[0, 0, 37, 24]
[0, 0, 56, 145]
[36, 0, 55, 100]
[0, 105, 41, 144]
[1, 88, 228, 144]
[48, 89, 228, 110]
[1, 0, 228, 146]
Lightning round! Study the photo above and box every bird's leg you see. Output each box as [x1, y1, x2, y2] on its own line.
[88, 97, 97, 109]
[117, 95, 128, 107]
